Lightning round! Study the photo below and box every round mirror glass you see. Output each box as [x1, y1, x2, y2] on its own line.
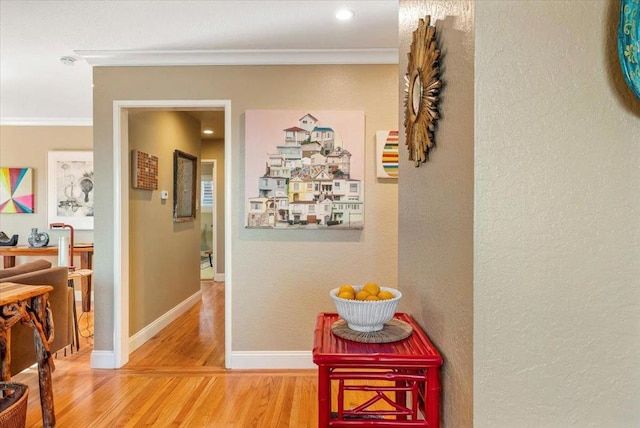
[411, 73, 422, 116]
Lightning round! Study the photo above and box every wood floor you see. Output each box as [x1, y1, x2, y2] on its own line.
[12, 281, 321, 427]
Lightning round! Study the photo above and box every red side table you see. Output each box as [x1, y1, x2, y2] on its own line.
[312, 312, 443, 428]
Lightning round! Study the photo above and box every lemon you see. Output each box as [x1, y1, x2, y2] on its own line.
[378, 290, 395, 300]
[355, 290, 371, 301]
[337, 290, 355, 300]
[362, 282, 380, 296]
[365, 295, 380, 301]
[338, 284, 355, 295]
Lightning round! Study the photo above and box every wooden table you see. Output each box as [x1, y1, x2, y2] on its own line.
[0, 245, 94, 311]
[0, 245, 93, 270]
[313, 313, 443, 428]
[0, 282, 56, 427]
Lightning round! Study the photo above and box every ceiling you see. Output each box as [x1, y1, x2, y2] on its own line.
[0, 0, 399, 134]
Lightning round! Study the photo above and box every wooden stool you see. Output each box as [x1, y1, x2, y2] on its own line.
[204, 250, 213, 267]
[67, 269, 93, 351]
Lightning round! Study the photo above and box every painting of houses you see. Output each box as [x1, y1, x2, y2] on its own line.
[245, 110, 365, 229]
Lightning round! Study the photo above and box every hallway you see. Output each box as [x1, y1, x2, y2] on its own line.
[126, 280, 225, 368]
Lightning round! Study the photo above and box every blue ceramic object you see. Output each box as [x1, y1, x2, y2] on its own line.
[27, 228, 49, 248]
[618, 0, 640, 99]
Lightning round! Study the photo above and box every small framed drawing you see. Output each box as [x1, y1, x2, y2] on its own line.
[173, 150, 197, 222]
[131, 149, 159, 190]
[47, 151, 94, 230]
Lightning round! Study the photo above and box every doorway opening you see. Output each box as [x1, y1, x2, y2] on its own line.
[200, 159, 217, 280]
[106, 100, 231, 370]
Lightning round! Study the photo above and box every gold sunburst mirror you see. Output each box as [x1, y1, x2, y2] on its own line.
[404, 15, 441, 167]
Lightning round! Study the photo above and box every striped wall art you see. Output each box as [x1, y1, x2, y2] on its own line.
[376, 130, 399, 179]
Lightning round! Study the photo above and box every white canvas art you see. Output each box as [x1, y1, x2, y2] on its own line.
[245, 110, 365, 229]
[47, 151, 94, 230]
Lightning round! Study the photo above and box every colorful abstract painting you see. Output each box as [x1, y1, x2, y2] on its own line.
[376, 130, 399, 179]
[0, 167, 34, 213]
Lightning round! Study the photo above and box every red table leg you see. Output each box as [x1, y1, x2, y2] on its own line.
[318, 365, 331, 428]
[426, 368, 440, 428]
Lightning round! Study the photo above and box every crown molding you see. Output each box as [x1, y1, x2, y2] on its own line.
[0, 117, 93, 126]
[75, 48, 399, 66]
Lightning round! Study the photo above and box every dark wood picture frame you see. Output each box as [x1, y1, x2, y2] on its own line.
[173, 150, 197, 222]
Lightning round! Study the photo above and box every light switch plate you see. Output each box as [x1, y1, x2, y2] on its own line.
[160, 190, 169, 200]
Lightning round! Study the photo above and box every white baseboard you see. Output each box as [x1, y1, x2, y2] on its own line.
[128, 289, 203, 353]
[228, 351, 315, 369]
[214, 273, 225, 282]
[90, 290, 312, 371]
[91, 350, 116, 369]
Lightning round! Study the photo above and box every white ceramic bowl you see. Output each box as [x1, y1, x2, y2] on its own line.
[330, 285, 402, 332]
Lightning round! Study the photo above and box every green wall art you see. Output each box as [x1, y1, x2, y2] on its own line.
[619, 0, 640, 99]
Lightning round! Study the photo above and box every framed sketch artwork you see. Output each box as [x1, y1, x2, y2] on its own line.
[47, 151, 94, 230]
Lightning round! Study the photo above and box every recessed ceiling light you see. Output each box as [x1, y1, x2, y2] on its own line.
[203, 129, 214, 135]
[336, 9, 355, 21]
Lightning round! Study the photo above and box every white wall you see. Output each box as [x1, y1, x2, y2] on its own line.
[474, 1, 640, 426]
[0, 126, 93, 265]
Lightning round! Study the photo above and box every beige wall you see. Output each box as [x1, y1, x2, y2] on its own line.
[201, 138, 225, 275]
[474, 1, 640, 427]
[398, 2, 474, 427]
[93, 65, 398, 352]
[0, 126, 93, 266]
[127, 111, 202, 335]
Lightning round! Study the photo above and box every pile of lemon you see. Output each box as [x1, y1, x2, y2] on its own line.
[336, 282, 395, 301]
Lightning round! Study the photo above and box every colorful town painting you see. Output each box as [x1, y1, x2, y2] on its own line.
[245, 110, 365, 229]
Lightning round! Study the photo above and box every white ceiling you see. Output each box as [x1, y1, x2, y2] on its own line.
[0, 0, 399, 126]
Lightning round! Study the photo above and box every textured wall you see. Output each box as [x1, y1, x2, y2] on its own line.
[398, 2, 474, 427]
[92, 64, 398, 352]
[0, 126, 94, 260]
[127, 111, 202, 335]
[475, 1, 640, 426]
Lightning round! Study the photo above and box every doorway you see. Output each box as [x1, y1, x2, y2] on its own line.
[200, 159, 216, 280]
[106, 100, 232, 370]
